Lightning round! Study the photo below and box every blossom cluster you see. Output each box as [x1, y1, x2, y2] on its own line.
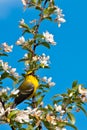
[1, 42, 13, 53]
[54, 6, 66, 27]
[46, 113, 66, 130]
[54, 104, 65, 114]
[16, 30, 56, 46]
[16, 36, 25, 45]
[78, 85, 87, 102]
[43, 31, 56, 45]
[15, 107, 42, 123]
[0, 87, 10, 96]
[21, 1, 66, 28]
[0, 102, 67, 130]
[0, 60, 19, 78]
[45, 105, 67, 129]
[42, 76, 55, 87]
[38, 53, 50, 67]
[23, 53, 50, 69]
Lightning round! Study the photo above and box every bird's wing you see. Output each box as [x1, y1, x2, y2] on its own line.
[14, 83, 34, 106]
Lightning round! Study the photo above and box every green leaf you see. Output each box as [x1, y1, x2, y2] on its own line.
[47, 104, 54, 111]
[41, 42, 50, 49]
[57, 122, 77, 130]
[0, 67, 3, 71]
[67, 112, 76, 124]
[22, 28, 32, 35]
[39, 84, 49, 89]
[1, 72, 9, 79]
[9, 75, 18, 82]
[18, 58, 28, 62]
[52, 94, 62, 99]
[77, 104, 87, 116]
[43, 121, 55, 130]
[58, 122, 78, 130]
[36, 91, 42, 97]
[37, 95, 45, 105]
[37, 0, 42, 5]
[26, 125, 34, 130]
[32, 0, 36, 3]
[36, 5, 42, 11]
[43, 16, 52, 21]
[65, 122, 78, 130]
[43, 7, 56, 15]
[72, 81, 78, 88]
[8, 110, 18, 119]
[34, 34, 43, 39]
[53, 99, 62, 104]
[0, 53, 8, 56]
[20, 23, 29, 29]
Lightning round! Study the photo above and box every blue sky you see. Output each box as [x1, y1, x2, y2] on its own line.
[0, 0, 87, 130]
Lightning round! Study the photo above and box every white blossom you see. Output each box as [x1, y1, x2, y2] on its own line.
[47, 77, 52, 83]
[11, 89, 19, 95]
[15, 107, 42, 123]
[0, 60, 19, 78]
[50, 0, 53, 2]
[1, 61, 9, 72]
[48, 82, 56, 87]
[26, 107, 42, 117]
[45, 106, 48, 109]
[54, 104, 65, 114]
[54, 104, 62, 112]
[24, 53, 28, 58]
[0, 105, 16, 120]
[54, 6, 66, 27]
[56, 17, 66, 27]
[43, 31, 56, 45]
[6, 87, 10, 91]
[42, 76, 47, 82]
[46, 114, 56, 125]
[27, 107, 32, 113]
[2, 42, 13, 53]
[40, 101, 44, 106]
[32, 56, 38, 61]
[0, 87, 10, 96]
[16, 36, 25, 45]
[47, 77, 56, 87]
[21, 0, 27, 6]
[30, 19, 37, 24]
[78, 85, 87, 95]
[56, 127, 66, 130]
[0, 102, 5, 117]
[42, 76, 55, 87]
[20, 19, 25, 24]
[38, 53, 50, 67]
[9, 68, 16, 75]
[9, 68, 19, 78]
[55, 7, 64, 17]
[15, 110, 30, 123]
[19, 18, 25, 28]
[62, 128, 67, 130]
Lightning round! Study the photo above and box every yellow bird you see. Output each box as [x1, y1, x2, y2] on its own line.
[12, 71, 39, 108]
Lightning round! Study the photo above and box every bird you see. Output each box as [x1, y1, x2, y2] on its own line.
[11, 71, 39, 108]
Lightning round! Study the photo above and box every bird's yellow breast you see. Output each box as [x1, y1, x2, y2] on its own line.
[25, 75, 39, 93]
